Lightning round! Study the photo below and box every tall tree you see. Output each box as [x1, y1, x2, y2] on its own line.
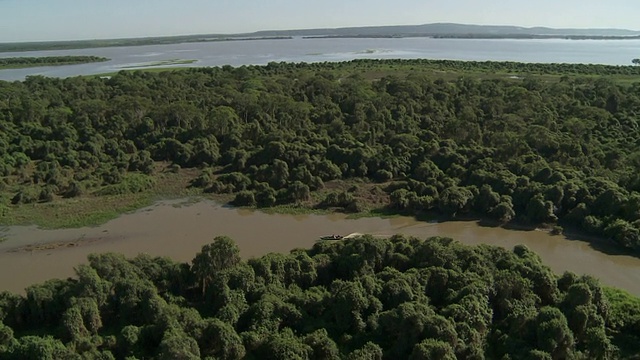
[192, 236, 241, 296]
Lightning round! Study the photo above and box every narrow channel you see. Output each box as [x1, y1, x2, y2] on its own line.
[1, 199, 639, 295]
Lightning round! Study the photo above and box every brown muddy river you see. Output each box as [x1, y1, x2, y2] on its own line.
[1, 199, 640, 295]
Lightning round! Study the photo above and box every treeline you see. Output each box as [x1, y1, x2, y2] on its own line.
[0, 36, 285, 53]
[349, 58, 640, 76]
[0, 236, 639, 359]
[431, 34, 640, 40]
[309, 34, 640, 41]
[1, 60, 640, 253]
[0, 56, 109, 69]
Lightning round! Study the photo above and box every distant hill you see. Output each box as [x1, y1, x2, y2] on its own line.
[2, 23, 639, 53]
[243, 23, 640, 38]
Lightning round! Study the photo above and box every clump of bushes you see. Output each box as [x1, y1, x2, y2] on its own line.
[11, 186, 41, 205]
[232, 191, 256, 206]
[95, 174, 156, 196]
[318, 191, 361, 212]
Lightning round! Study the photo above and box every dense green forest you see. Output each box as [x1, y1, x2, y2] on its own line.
[2, 59, 640, 253]
[1, 236, 639, 359]
[0, 56, 109, 69]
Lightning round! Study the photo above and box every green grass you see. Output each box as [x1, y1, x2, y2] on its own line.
[0, 165, 202, 229]
[258, 204, 333, 216]
[344, 208, 405, 220]
[0, 178, 381, 229]
[1, 193, 154, 229]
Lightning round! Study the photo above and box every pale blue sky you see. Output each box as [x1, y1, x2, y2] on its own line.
[1, 0, 638, 42]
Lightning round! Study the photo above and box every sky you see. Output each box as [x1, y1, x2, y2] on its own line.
[1, 0, 639, 42]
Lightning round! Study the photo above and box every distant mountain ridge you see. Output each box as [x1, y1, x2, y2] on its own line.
[242, 23, 640, 38]
[2, 22, 639, 53]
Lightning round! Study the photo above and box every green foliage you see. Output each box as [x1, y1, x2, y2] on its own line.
[0, 235, 639, 358]
[232, 190, 256, 207]
[602, 287, 640, 357]
[11, 186, 40, 205]
[199, 318, 245, 359]
[5, 60, 640, 358]
[409, 338, 456, 360]
[192, 236, 241, 296]
[95, 174, 156, 196]
[347, 342, 383, 360]
[4, 60, 640, 253]
[0, 56, 109, 69]
[438, 186, 474, 216]
[8, 335, 72, 359]
[158, 327, 201, 360]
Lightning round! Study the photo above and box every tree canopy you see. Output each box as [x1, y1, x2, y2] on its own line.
[2, 59, 640, 255]
[0, 235, 639, 358]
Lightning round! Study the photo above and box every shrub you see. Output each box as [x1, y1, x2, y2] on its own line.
[95, 174, 156, 196]
[233, 191, 256, 206]
[11, 187, 41, 205]
[38, 186, 56, 203]
[256, 187, 277, 207]
[550, 225, 563, 235]
[374, 169, 393, 183]
[191, 168, 216, 188]
[63, 181, 83, 198]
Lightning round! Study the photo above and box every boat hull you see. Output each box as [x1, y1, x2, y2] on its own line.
[319, 235, 343, 240]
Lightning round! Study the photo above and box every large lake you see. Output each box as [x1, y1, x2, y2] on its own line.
[1, 200, 640, 296]
[1, 37, 639, 81]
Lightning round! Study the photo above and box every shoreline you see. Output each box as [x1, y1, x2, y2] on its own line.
[303, 34, 640, 41]
[2, 197, 640, 297]
[0, 55, 110, 69]
[0, 36, 293, 53]
[1, 195, 630, 260]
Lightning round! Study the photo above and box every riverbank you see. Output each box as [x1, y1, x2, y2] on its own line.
[2, 225, 637, 359]
[0, 163, 628, 262]
[0, 55, 109, 69]
[0, 36, 293, 53]
[2, 197, 640, 297]
[0, 164, 223, 229]
[2, 60, 640, 276]
[305, 34, 640, 40]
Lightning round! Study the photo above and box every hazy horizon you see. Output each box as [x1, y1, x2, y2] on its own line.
[1, 0, 639, 43]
